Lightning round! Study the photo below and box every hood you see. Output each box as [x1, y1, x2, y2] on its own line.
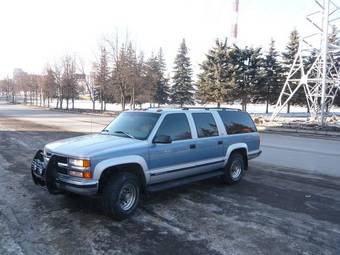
[45, 134, 143, 158]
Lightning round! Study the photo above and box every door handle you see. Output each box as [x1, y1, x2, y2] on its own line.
[218, 141, 223, 145]
[189, 144, 196, 149]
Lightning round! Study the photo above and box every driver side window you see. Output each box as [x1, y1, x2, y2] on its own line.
[156, 113, 192, 141]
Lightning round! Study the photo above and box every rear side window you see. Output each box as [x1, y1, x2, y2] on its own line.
[192, 113, 219, 138]
[156, 113, 192, 141]
[218, 111, 257, 135]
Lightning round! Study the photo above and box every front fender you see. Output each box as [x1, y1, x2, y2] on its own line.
[93, 155, 150, 183]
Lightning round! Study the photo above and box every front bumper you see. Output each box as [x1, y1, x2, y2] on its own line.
[32, 150, 98, 196]
[56, 173, 98, 195]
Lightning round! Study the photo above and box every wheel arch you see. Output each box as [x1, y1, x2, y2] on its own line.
[225, 143, 248, 170]
[94, 156, 149, 193]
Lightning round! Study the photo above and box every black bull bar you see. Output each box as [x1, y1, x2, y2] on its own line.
[31, 149, 61, 194]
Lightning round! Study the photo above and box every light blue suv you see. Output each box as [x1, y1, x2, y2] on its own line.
[32, 108, 261, 220]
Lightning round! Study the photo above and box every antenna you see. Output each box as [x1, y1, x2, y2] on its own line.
[271, 0, 340, 126]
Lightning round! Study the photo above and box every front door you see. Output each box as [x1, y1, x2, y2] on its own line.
[148, 113, 196, 184]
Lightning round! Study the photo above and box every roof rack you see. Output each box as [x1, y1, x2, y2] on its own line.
[143, 107, 242, 112]
[143, 107, 163, 112]
[182, 107, 241, 111]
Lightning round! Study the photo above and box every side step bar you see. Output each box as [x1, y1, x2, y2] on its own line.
[146, 169, 224, 192]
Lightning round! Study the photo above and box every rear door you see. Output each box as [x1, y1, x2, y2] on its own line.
[190, 112, 225, 171]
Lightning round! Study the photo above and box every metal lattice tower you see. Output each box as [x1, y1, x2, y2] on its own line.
[271, 0, 340, 125]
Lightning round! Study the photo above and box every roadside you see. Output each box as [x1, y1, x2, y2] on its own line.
[12, 101, 340, 138]
[254, 115, 340, 137]
[254, 132, 340, 178]
[258, 126, 340, 139]
[0, 102, 112, 133]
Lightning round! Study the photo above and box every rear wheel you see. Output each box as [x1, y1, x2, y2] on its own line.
[221, 152, 245, 185]
[102, 172, 140, 220]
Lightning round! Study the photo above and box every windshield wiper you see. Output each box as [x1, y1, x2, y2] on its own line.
[113, 130, 136, 139]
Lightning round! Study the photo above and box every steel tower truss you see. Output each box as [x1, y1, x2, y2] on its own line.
[271, 0, 340, 125]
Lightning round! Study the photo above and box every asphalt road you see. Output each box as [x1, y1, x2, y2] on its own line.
[0, 103, 340, 255]
[254, 132, 340, 177]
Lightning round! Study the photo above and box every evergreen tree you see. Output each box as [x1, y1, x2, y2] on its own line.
[153, 48, 170, 106]
[304, 49, 318, 72]
[197, 39, 233, 107]
[329, 25, 340, 77]
[328, 25, 340, 110]
[258, 39, 284, 113]
[171, 39, 194, 107]
[231, 46, 263, 111]
[282, 29, 303, 112]
[95, 47, 110, 111]
[144, 53, 160, 106]
[125, 42, 140, 109]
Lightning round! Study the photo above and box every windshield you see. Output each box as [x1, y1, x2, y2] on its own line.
[103, 112, 160, 140]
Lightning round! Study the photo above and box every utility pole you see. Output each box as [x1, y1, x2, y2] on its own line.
[231, 0, 239, 45]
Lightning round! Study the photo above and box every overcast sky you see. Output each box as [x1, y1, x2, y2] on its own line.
[0, 0, 323, 79]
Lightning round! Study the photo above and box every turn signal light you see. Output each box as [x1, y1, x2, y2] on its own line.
[83, 171, 92, 179]
[82, 160, 91, 168]
[69, 170, 92, 179]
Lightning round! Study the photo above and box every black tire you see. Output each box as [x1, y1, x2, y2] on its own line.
[102, 172, 140, 220]
[221, 152, 245, 185]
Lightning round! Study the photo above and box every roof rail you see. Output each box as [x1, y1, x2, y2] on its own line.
[143, 106, 242, 112]
[182, 107, 241, 111]
[144, 107, 163, 112]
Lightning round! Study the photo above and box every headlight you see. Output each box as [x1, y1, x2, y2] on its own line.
[68, 158, 92, 179]
[69, 158, 91, 168]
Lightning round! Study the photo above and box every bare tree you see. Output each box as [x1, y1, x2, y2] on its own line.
[1, 77, 15, 102]
[53, 64, 63, 109]
[60, 55, 78, 110]
[106, 33, 147, 111]
[106, 33, 130, 111]
[42, 67, 58, 107]
[79, 60, 96, 111]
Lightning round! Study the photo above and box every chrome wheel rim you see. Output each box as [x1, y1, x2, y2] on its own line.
[119, 183, 137, 211]
[230, 160, 242, 179]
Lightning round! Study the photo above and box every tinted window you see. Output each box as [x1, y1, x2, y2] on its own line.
[156, 113, 192, 141]
[192, 113, 219, 138]
[104, 112, 160, 140]
[218, 111, 257, 135]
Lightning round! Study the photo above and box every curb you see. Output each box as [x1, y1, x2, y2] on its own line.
[258, 126, 340, 137]
[20, 104, 119, 117]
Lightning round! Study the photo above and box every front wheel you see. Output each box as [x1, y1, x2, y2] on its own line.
[102, 172, 140, 220]
[221, 153, 245, 185]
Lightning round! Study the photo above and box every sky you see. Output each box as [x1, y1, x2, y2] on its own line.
[0, 0, 322, 79]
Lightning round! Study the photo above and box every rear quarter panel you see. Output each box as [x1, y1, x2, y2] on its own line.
[221, 132, 259, 154]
